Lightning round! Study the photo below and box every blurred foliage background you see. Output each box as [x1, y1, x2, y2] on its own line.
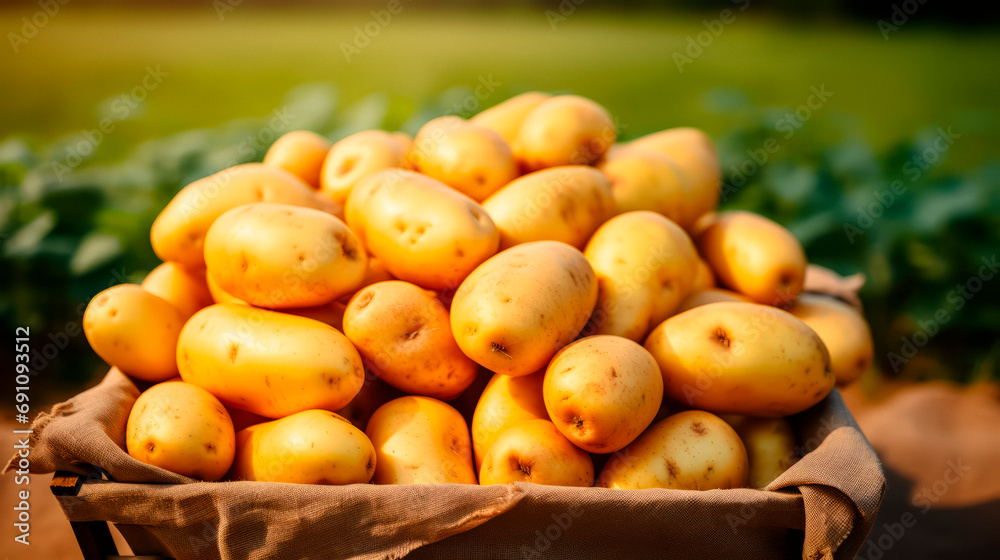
[1, 3, 998, 403]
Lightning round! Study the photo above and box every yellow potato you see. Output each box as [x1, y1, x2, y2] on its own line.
[177, 304, 364, 418]
[231, 410, 375, 485]
[599, 148, 688, 225]
[675, 288, 753, 314]
[691, 255, 717, 290]
[343, 280, 478, 400]
[583, 211, 698, 342]
[84, 284, 185, 382]
[390, 131, 413, 153]
[319, 130, 405, 205]
[482, 165, 615, 250]
[150, 163, 339, 269]
[451, 241, 598, 377]
[339, 256, 394, 303]
[543, 335, 663, 453]
[346, 169, 500, 290]
[629, 127, 720, 227]
[644, 302, 834, 417]
[720, 414, 798, 488]
[140, 261, 214, 320]
[471, 91, 550, 146]
[407, 116, 518, 201]
[126, 381, 235, 481]
[281, 300, 347, 332]
[206, 273, 245, 305]
[365, 396, 477, 484]
[335, 374, 405, 430]
[514, 95, 617, 170]
[262, 130, 331, 189]
[789, 294, 873, 385]
[696, 211, 807, 306]
[479, 419, 593, 487]
[596, 410, 748, 490]
[471, 370, 548, 469]
[204, 202, 366, 309]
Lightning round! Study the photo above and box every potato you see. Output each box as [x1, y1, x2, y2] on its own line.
[789, 294, 873, 385]
[599, 148, 688, 225]
[320, 130, 405, 205]
[514, 95, 617, 171]
[335, 374, 405, 431]
[231, 410, 375, 485]
[150, 163, 339, 269]
[339, 256, 394, 303]
[696, 211, 807, 306]
[365, 396, 477, 484]
[583, 211, 698, 342]
[140, 262, 214, 320]
[281, 300, 347, 331]
[675, 288, 752, 313]
[204, 202, 367, 309]
[691, 256, 716, 290]
[479, 419, 593, 487]
[126, 381, 235, 481]
[472, 370, 548, 469]
[84, 284, 185, 382]
[471, 91, 550, 146]
[177, 304, 364, 418]
[720, 414, 798, 488]
[482, 166, 615, 250]
[343, 280, 478, 400]
[629, 127, 720, 227]
[596, 410, 748, 490]
[263, 130, 331, 189]
[543, 335, 663, 453]
[206, 273, 245, 305]
[390, 131, 413, 153]
[406, 116, 518, 201]
[451, 241, 598, 377]
[644, 302, 834, 417]
[346, 169, 500, 290]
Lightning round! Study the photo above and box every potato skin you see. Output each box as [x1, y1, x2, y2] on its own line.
[346, 169, 500, 290]
[177, 304, 365, 418]
[150, 163, 338, 269]
[599, 148, 688, 225]
[789, 294, 873, 385]
[629, 127, 720, 228]
[479, 419, 593, 487]
[675, 288, 752, 314]
[482, 166, 615, 250]
[126, 381, 235, 481]
[471, 370, 548, 469]
[320, 130, 406, 205]
[696, 211, 807, 306]
[140, 262, 214, 321]
[365, 396, 477, 485]
[204, 202, 367, 309]
[583, 211, 698, 342]
[343, 281, 478, 400]
[543, 336, 663, 453]
[84, 284, 186, 382]
[231, 410, 375, 485]
[691, 256, 716, 290]
[596, 410, 748, 490]
[407, 116, 518, 201]
[451, 241, 598, 377]
[471, 91, 550, 146]
[644, 302, 835, 417]
[514, 95, 617, 171]
[263, 130, 331, 189]
[720, 414, 798, 488]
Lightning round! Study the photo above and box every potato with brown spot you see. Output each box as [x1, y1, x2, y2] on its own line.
[263, 130, 332, 189]
[320, 130, 406, 205]
[482, 165, 615, 250]
[231, 409, 375, 485]
[514, 95, 617, 171]
[343, 280, 478, 400]
[644, 301, 834, 417]
[596, 410, 747, 490]
[479, 419, 593, 487]
[83, 284, 185, 382]
[205, 202, 366, 309]
[789, 294, 874, 385]
[451, 241, 598, 377]
[471, 370, 548, 469]
[366, 396, 477, 484]
[126, 381, 235, 481]
[543, 335, 663, 453]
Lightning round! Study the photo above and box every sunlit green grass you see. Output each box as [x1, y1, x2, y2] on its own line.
[2, 8, 998, 169]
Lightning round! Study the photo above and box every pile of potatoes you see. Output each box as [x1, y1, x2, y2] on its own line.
[83, 92, 874, 491]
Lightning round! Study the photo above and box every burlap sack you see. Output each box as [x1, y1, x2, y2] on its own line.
[5, 367, 884, 560]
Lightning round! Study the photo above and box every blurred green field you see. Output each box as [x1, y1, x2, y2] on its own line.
[2, 8, 999, 170]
